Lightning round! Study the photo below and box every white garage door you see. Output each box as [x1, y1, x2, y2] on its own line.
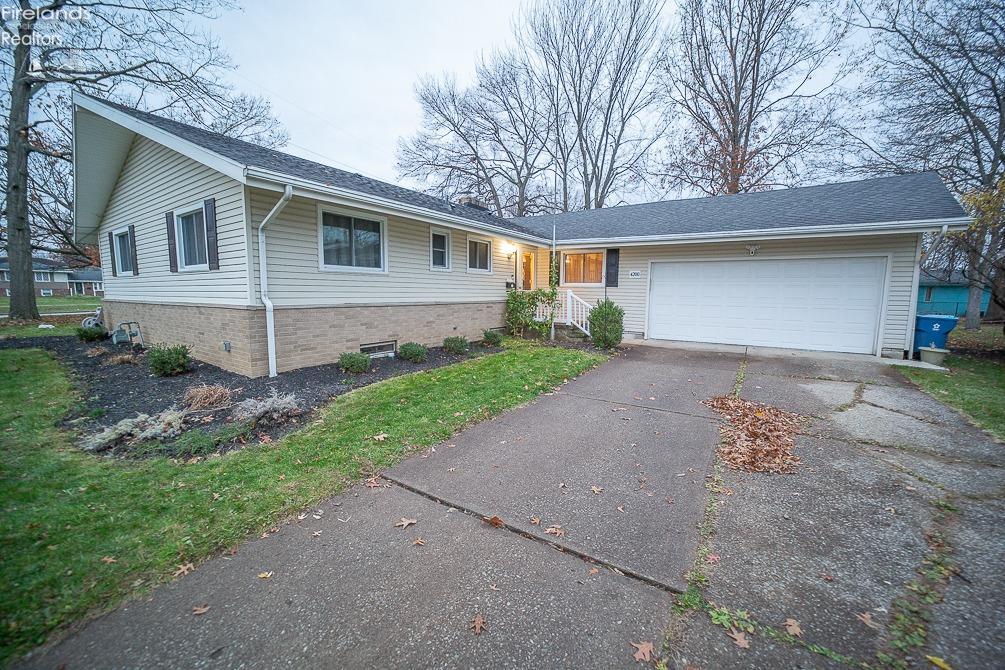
[648, 257, 887, 354]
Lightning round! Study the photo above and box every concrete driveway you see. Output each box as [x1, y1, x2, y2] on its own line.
[18, 345, 1004, 669]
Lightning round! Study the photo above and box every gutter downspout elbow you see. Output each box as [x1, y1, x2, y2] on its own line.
[925, 224, 950, 264]
[258, 185, 294, 377]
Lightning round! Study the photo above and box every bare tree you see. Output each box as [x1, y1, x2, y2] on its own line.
[520, 0, 664, 210]
[397, 55, 552, 217]
[1, 0, 286, 320]
[658, 0, 846, 196]
[843, 0, 1004, 329]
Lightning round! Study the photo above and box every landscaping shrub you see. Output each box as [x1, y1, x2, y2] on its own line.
[443, 336, 469, 355]
[105, 354, 137, 366]
[398, 342, 428, 363]
[231, 390, 300, 426]
[147, 344, 192, 376]
[81, 407, 186, 452]
[482, 329, 503, 347]
[182, 383, 232, 410]
[504, 288, 555, 337]
[75, 326, 106, 342]
[339, 351, 371, 373]
[589, 298, 625, 349]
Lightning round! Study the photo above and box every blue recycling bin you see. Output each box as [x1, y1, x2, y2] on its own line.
[914, 314, 958, 353]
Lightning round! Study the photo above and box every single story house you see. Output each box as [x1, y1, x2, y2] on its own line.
[917, 269, 991, 318]
[0, 257, 103, 297]
[72, 93, 969, 377]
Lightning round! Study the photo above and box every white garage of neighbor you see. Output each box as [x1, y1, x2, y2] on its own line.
[646, 256, 888, 354]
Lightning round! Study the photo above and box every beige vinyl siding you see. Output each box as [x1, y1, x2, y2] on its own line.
[537, 233, 921, 354]
[247, 188, 528, 306]
[98, 136, 249, 305]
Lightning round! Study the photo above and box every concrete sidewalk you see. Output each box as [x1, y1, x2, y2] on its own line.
[19, 346, 725, 669]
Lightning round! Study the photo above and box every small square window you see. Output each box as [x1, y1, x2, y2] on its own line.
[468, 238, 491, 273]
[40, 288, 53, 297]
[923, 286, 933, 302]
[431, 230, 450, 269]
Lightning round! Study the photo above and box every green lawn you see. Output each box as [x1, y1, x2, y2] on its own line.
[0, 341, 605, 662]
[900, 355, 1005, 441]
[0, 295, 101, 316]
[0, 322, 79, 338]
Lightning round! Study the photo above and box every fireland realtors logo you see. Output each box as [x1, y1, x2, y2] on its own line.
[1, 5, 89, 46]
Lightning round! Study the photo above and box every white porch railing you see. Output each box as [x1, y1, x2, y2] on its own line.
[531, 289, 592, 336]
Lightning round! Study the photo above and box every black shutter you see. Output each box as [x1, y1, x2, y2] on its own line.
[605, 248, 619, 287]
[107, 231, 117, 277]
[204, 198, 219, 270]
[166, 212, 178, 273]
[128, 224, 139, 275]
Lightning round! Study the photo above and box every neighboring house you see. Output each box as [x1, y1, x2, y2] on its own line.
[72, 93, 970, 378]
[0, 257, 102, 297]
[917, 269, 991, 317]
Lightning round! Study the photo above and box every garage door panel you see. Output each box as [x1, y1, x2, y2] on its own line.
[648, 257, 885, 354]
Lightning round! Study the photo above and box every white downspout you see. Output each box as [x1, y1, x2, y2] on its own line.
[550, 224, 557, 341]
[925, 224, 950, 261]
[258, 184, 294, 377]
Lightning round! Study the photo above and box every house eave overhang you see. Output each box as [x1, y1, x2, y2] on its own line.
[244, 169, 551, 245]
[549, 217, 972, 249]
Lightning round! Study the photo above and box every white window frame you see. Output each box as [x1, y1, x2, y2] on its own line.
[316, 205, 389, 274]
[173, 203, 210, 272]
[112, 226, 134, 275]
[466, 235, 493, 274]
[429, 227, 452, 272]
[40, 288, 53, 297]
[0, 270, 8, 281]
[560, 250, 606, 287]
[33, 271, 53, 283]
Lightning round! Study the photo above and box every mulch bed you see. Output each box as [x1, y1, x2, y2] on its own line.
[704, 394, 804, 474]
[0, 336, 500, 458]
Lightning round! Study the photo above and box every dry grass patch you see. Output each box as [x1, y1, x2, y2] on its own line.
[85, 346, 108, 358]
[705, 395, 803, 474]
[182, 383, 232, 411]
[105, 353, 137, 366]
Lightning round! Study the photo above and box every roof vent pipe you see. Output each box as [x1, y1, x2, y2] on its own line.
[258, 184, 294, 377]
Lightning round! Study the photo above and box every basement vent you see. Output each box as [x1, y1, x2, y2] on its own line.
[360, 341, 396, 359]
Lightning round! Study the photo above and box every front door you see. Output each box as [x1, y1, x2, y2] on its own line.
[521, 252, 534, 290]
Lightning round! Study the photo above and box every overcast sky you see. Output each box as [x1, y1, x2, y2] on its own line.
[211, 1, 521, 185]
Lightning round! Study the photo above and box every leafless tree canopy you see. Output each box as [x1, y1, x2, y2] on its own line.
[658, 0, 846, 196]
[2, 0, 287, 319]
[398, 0, 664, 215]
[843, 0, 1005, 328]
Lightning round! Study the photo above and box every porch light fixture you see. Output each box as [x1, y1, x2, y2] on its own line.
[501, 241, 518, 257]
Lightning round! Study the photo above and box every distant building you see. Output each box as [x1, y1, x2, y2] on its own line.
[0, 257, 103, 297]
[917, 268, 990, 317]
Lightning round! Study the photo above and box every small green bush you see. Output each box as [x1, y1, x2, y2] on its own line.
[147, 343, 192, 376]
[75, 326, 107, 342]
[589, 298, 625, 349]
[398, 342, 428, 363]
[443, 336, 470, 355]
[339, 351, 371, 373]
[482, 329, 503, 347]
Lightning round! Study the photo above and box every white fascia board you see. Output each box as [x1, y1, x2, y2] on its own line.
[72, 92, 248, 183]
[245, 169, 551, 246]
[551, 217, 972, 249]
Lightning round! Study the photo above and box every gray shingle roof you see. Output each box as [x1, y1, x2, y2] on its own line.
[87, 96, 965, 244]
[68, 268, 103, 281]
[513, 172, 966, 241]
[88, 96, 541, 238]
[920, 268, 984, 287]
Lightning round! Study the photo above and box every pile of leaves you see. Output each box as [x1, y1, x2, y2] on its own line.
[704, 395, 803, 473]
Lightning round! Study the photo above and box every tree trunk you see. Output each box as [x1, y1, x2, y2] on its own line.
[964, 280, 984, 330]
[5, 17, 39, 320]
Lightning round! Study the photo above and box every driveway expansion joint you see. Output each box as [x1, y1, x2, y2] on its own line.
[381, 473, 684, 595]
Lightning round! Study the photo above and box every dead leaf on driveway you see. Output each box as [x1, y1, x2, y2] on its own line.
[484, 515, 505, 528]
[727, 629, 750, 648]
[257, 571, 273, 580]
[925, 655, 953, 670]
[173, 563, 195, 578]
[617, 506, 626, 513]
[857, 612, 880, 629]
[394, 518, 417, 529]
[489, 584, 500, 591]
[784, 618, 802, 637]
[192, 604, 210, 616]
[470, 613, 488, 635]
[365, 477, 381, 489]
[706, 554, 720, 564]
[529, 516, 541, 525]
[588, 567, 600, 575]
[413, 537, 426, 546]
[545, 524, 565, 537]
[630, 640, 655, 662]
[590, 486, 604, 495]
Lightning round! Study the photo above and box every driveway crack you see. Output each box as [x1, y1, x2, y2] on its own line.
[381, 474, 683, 595]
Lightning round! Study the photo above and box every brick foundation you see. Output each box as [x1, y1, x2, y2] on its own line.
[101, 300, 505, 377]
[102, 300, 268, 377]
